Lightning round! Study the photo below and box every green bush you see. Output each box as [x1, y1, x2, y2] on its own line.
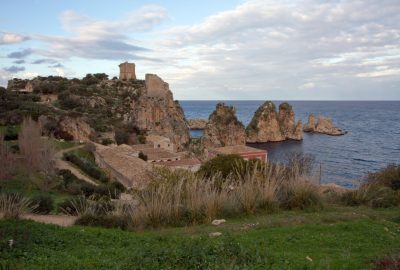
[30, 193, 54, 214]
[75, 213, 128, 230]
[101, 138, 114, 145]
[367, 164, 400, 190]
[198, 154, 244, 178]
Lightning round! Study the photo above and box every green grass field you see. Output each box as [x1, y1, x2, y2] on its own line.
[1, 207, 399, 269]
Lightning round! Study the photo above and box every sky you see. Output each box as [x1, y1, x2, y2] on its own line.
[0, 0, 399, 100]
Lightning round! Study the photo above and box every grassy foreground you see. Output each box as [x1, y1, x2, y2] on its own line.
[1, 207, 399, 269]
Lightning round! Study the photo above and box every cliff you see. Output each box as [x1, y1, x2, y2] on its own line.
[202, 103, 246, 148]
[303, 114, 346, 136]
[246, 101, 303, 143]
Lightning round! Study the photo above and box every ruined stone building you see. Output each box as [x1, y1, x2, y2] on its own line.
[119, 62, 136, 80]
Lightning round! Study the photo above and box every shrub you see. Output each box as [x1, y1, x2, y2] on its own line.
[282, 182, 323, 210]
[75, 213, 128, 230]
[366, 164, 400, 190]
[198, 154, 244, 178]
[63, 152, 109, 183]
[0, 192, 32, 219]
[138, 151, 148, 161]
[30, 193, 54, 214]
[101, 138, 114, 146]
[58, 196, 90, 216]
[115, 129, 129, 145]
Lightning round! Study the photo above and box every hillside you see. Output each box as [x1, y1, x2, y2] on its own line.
[1, 73, 189, 149]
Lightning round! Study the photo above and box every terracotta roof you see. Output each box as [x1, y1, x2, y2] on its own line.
[212, 145, 267, 155]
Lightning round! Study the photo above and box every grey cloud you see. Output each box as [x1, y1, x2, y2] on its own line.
[7, 49, 33, 59]
[32, 5, 168, 61]
[32, 58, 58, 64]
[50, 63, 64, 68]
[3, 66, 25, 73]
[13, 59, 25, 64]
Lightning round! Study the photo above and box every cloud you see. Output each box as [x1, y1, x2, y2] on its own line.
[13, 59, 25, 64]
[0, 32, 30, 45]
[155, 0, 400, 99]
[31, 58, 58, 64]
[7, 49, 33, 59]
[50, 63, 64, 68]
[3, 66, 26, 73]
[34, 5, 168, 61]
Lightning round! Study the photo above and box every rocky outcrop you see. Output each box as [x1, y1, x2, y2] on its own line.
[303, 114, 346, 136]
[246, 101, 303, 143]
[55, 116, 96, 141]
[129, 74, 190, 151]
[202, 103, 246, 148]
[188, 119, 208, 130]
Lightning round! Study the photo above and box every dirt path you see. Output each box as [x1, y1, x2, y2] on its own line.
[22, 214, 77, 227]
[55, 145, 98, 186]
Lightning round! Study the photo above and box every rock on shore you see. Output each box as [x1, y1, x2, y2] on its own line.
[303, 114, 346, 136]
[202, 103, 246, 148]
[246, 101, 303, 143]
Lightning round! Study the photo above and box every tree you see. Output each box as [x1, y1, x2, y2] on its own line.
[198, 154, 244, 178]
[18, 117, 55, 174]
[0, 135, 17, 181]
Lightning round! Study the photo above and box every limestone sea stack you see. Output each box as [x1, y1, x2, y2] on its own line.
[246, 101, 303, 143]
[303, 114, 346, 136]
[202, 103, 246, 148]
[188, 119, 208, 130]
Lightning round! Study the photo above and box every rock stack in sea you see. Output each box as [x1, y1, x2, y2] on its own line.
[303, 114, 346, 136]
[188, 119, 208, 130]
[246, 101, 303, 143]
[202, 103, 246, 148]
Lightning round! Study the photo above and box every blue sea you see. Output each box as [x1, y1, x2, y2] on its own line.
[180, 101, 400, 188]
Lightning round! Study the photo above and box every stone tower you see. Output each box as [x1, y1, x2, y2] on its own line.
[119, 62, 136, 80]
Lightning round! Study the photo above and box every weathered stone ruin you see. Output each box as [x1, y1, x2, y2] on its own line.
[119, 62, 136, 80]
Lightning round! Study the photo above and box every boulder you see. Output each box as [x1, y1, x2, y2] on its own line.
[212, 219, 226, 225]
[202, 103, 246, 148]
[246, 101, 303, 143]
[209, 232, 223, 237]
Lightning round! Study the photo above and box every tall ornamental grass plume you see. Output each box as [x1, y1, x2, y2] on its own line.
[0, 192, 34, 219]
